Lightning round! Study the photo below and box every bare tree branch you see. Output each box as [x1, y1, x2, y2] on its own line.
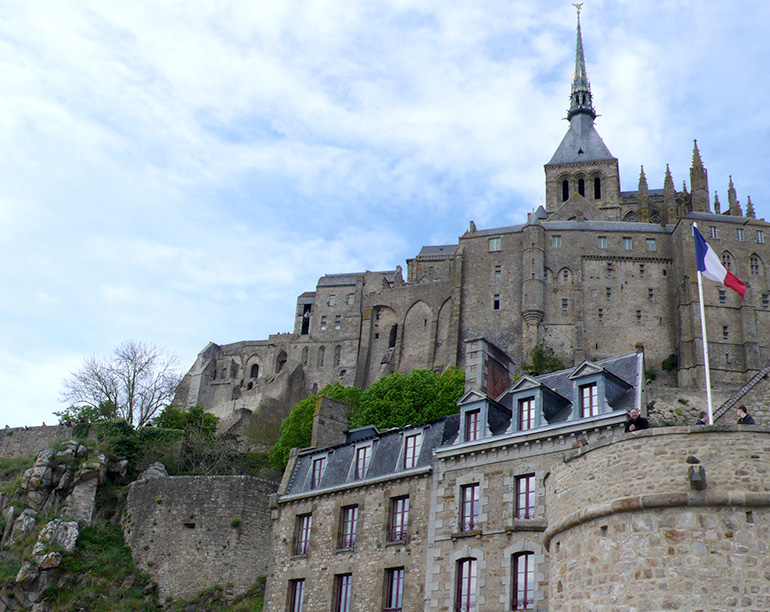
[61, 341, 181, 426]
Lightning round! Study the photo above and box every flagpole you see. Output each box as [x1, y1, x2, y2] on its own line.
[693, 222, 714, 424]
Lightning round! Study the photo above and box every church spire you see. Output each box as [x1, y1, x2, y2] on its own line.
[568, 4, 596, 121]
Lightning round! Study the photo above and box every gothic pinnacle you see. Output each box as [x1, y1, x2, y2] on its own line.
[567, 5, 596, 121]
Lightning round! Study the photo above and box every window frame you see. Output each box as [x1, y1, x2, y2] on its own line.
[333, 574, 353, 612]
[460, 484, 480, 532]
[515, 474, 536, 520]
[646, 238, 656, 252]
[551, 235, 562, 248]
[455, 558, 477, 612]
[403, 432, 422, 470]
[388, 496, 409, 543]
[293, 513, 312, 556]
[518, 398, 535, 431]
[289, 579, 305, 612]
[758, 230, 765, 244]
[310, 456, 327, 489]
[579, 383, 599, 418]
[464, 409, 480, 442]
[488, 237, 502, 252]
[737, 228, 745, 241]
[354, 444, 372, 480]
[511, 552, 535, 611]
[384, 567, 405, 612]
[597, 236, 607, 249]
[338, 505, 358, 550]
[622, 237, 632, 250]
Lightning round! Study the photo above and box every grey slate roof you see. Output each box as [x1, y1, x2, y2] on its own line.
[546, 114, 616, 165]
[418, 245, 457, 257]
[317, 271, 397, 287]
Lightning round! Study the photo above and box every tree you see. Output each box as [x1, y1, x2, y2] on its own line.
[521, 342, 565, 376]
[60, 341, 180, 427]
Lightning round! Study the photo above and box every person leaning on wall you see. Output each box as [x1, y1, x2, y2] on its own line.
[736, 405, 755, 425]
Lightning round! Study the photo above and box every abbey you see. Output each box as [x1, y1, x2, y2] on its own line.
[174, 10, 770, 430]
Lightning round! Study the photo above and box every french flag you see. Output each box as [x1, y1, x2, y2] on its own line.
[693, 225, 746, 298]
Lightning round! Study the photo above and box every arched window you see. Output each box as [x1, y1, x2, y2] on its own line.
[428, 266, 435, 279]
[512, 552, 535, 610]
[750, 254, 761, 275]
[561, 180, 569, 202]
[389, 324, 398, 348]
[334, 345, 341, 367]
[456, 558, 477, 612]
[594, 177, 601, 199]
[301, 346, 309, 366]
[250, 364, 259, 379]
[317, 346, 325, 368]
[578, 178, 585, 197]
[721, 252, 733, 271]
[275, 351, 287, 374]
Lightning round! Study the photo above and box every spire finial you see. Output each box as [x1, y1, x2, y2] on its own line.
[567, 5, 596, 121]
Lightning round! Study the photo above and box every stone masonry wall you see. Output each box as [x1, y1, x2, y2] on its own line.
[545, 426, 770, 611]
[265, 472, 431, 612]
[124, 475, 278, 602]
[0, 425, 75, 458]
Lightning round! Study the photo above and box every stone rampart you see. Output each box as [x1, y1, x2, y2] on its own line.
[124, 475, 278, 602]
[0, 425, 75, 458]
[546, 426, 770, 611]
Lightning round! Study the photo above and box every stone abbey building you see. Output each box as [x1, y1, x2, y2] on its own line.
[174, 10, 770, 433]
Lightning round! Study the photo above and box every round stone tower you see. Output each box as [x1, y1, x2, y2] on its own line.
[545, 426, 770, 611]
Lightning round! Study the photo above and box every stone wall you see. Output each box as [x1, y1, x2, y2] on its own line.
[265, 472, 432, 612]
[0, 425, 74, 458]
[124, 475, 278, 602]
[545, 426, 770, 611]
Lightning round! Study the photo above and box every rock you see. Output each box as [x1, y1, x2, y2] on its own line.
[137, 463, 168, 481]
[1, 506, 14, 546]
[15, 561, 39, 589]
[120, 575, 136, 589]
[35, 519, 79, 554]
[34, 552, 62, 570]
[9, 509, 38, 545]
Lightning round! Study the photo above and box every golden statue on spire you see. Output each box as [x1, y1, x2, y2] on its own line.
[573, 3, 583, 15]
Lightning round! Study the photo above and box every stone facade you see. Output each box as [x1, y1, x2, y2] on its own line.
[175, 13, 770, 432]
[0, 425, 75, 458]
[123, 474, 278, 602]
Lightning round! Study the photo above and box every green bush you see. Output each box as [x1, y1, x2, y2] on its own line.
[661, 353, 679, 372]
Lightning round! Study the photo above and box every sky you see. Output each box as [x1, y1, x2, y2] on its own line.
[1, 1, 769, 427]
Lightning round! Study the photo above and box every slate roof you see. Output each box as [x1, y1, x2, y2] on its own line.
[546, 114, 616, 166]
[417, 245, 457, 257]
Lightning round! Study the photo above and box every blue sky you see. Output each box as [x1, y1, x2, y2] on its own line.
[2, 1, 769, 427]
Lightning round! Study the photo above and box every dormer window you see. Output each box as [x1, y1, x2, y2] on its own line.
[354, 445, 371, 480]
[311, 456, 327, 489]
[518, 398, 535, 431]
[403, 432, 423, 469]
[579, 383, 598, 417]
[465, 409, 480, 442]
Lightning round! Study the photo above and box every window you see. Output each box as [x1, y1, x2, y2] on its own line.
[289, 579, 305, 612]
[320, 316, 327, 331]
[317, 346, 325, 367]
[515, 474, 536, 519]
[335, 314, 342, 330]
[562, 298, 568, 314]
[563, 269, 569, 282]
[622, 237, 632, 250]
[460, 484, 479, 531]
[464, 409, 480, 442]
[518, 398, 535, 431]
[763, 294, 769, 309]
[710, 226, 718, 239]
[293, 514, 312, 555]
[562, 180, 569, 202]
[404, 432, 422, 469]
[607, 263, 613, 278]
[648, 288, 654, 303]
[511, 552, 535, 611]
[606, 288, 611, 303]
[428, 266, 435, 279]
[594, 177, 601, 199]
[723, 326, 729, 341]
[597, 236, 607, 249]
[347, 293, 355, 305]
[552, 235, 562, 248]
[493, 294, 500, 310]
[276, 352, 287, 374]
[758, 230, 765, 244]
[329, 294, 337, 306]
[750, 255, 761, 275]
[301, 346, 308, 366]
[489, 237, 501, 252]
[389, 496, 409, 542]
[355, 445, 371, 480]
[339, 505, 358, 549]
[636, 310, 642, 325]
[334, 345, 341, 367]
[719, 289, 726, 305]
[737, 228, 745, 241]
[598, 308, 603, 324]
[580, 383, 599, 417]
[250, 364, 259, 378]
[384, 568, 404, 612]
[494, 264, 501, 282]
[639, 264, 644, 279]
[456, 558, 477, 612]
[721, 253, 732, 271]
[578, 178, 585, 197]
[646, 238, 656, 252]
[311, 456, 326, 489]
[333, 574, 352, 612]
